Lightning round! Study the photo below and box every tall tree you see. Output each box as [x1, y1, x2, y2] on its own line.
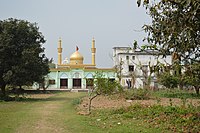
[137, 0, 200, 93]
[0, 18, 49, 98]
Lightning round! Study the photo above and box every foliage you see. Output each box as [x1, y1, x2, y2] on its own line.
[88, 71, 122, 114]
[158, 71, 179, 89]
[137, 0, 200, 93]
[90, 72, 123, 95]
[183, 63, 200, 95]
[0, 18, 49, 98]
[141, 0, 200, 63]
[124, 89, 150, 100]
[114, 58, 123, 83]
[131, 41, 163, 89]
[152, 89, 200, 99]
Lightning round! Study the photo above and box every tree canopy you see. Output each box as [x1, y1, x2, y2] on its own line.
[141, 0, 200, 63]
[0, 18, 49, 97]
[137, 0, 200, 94]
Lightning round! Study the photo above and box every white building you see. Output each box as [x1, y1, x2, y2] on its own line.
[113, 47, 172, 89]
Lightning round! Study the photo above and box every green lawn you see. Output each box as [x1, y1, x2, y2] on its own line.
[0, 92, 199, 133]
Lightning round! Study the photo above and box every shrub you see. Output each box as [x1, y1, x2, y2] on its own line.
[153, 89, 200, 99]
[125, 89, 150, 100]
[72, 98, 82, 106]
[158, 72, 179, 89]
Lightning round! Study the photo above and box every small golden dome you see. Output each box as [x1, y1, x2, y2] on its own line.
[70, 51, 84, 64]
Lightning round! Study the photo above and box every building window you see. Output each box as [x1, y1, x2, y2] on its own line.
[49, 79, 55, 85]
[129, 65, 134, 72]
[132, 56, 135, 60]
[126, 56, 129, 60]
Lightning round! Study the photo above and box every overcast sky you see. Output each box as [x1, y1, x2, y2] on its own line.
[0, 0, 150, 67]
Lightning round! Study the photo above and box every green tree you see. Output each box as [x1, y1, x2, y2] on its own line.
[158, 71, 179, 89]
[88, 72, 122, 114]
[137, 0, 200, 93]
[130, 41, 163, 90]
[0, 18, 49, 98]
[114, 58, 123, 84]
[184, 63, 200, 95]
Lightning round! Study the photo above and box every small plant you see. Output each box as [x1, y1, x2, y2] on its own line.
[125, 89, 150, 100]
[88, 71, 122, 114]
[187, 100, 195, 109]
[72, 98, 82, 106]
[155, 97, 161, 105]
[180, 97, 187, 108]
[169, 98, 173, 106]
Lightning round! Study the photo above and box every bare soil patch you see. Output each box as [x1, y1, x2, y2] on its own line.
[78, 95, 200, 113]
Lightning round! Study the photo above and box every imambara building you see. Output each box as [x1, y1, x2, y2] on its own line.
[39, 38, 116, 91]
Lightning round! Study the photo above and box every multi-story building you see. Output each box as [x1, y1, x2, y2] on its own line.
[113, 47, 172, 89]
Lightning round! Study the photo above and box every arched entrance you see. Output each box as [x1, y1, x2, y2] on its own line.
[60, 73, 68, 89]
[72, 72, 81, 89]
[73, 79, 81, 89]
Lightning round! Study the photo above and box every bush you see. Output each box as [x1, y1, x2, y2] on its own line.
[153, 89, 200, 99]
[72, 98, 82, 106]
[124, 89, 150, 100]
[158, 72, 179, 89]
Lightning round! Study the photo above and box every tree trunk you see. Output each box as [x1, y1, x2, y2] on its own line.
[88, 94, 98, 114]
[0, 84, 6, 98]
[194, 86, 199, 95]
[179, 80, 184, 90]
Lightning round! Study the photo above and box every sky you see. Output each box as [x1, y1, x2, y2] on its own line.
[0, 0, 151, 67]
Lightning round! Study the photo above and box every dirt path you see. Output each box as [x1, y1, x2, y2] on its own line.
[31, 101, 65, 133]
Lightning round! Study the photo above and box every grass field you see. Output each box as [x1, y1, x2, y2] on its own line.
[0, 92, 102, 133]
[0, 92, 199, 133]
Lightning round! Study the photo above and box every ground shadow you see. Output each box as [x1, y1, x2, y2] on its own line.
[1, 91, 87, 102]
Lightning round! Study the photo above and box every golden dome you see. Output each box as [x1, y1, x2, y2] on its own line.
[70, 51, 84, 64]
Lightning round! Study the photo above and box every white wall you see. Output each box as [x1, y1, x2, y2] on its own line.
[113, 47, 172, 88]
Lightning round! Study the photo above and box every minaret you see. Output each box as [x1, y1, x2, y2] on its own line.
[57, 38, 62, 65]
[91, 38, 96, 66]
